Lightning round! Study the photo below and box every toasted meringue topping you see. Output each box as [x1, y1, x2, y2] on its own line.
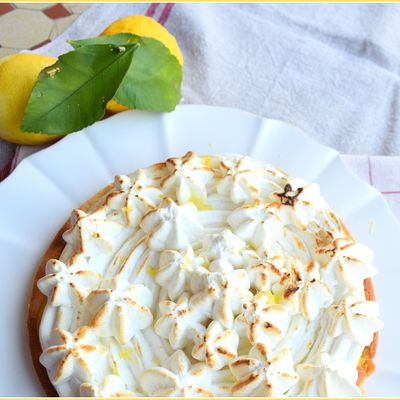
[190, 261, 252, 329]
[228, 202, 284, 253]
[161, 151, 214, 204]
[40, 326, 107, 385]
[87, 277, 153, 344]
[63, 208, 124, 255]
[156, 245, 204, 300]
[140, 350, 214, 397]
[228, 203, 310, 264]
[295, 353, 361, 396]
[243, 250, 284, 291]
[38, 256, 99, 307]
[323, 242, 378, 290]
[200, 229, 246, 267]
[155, 293, 207, 349]
[270, 181, 322, 230]
[329, 297, 383, 345]
[235, 293, 289, 347]
[80, 375, 144, 397]
[192, 320, 239, 370]
[39, 153, 382, 397]
[140, 197, 203, 251]
[230, 344, 298, 396]
[107, 172, 163, 227]
[217, 156, 263, 203]
[300, 279, 333, 321]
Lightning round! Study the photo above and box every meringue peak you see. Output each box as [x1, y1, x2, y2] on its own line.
[38, 256, 99, 307]
[107, 173, 163, 227]
[63, 208, 123, 255]
[192, 320, 239, 370]
[140, 350, 214, 397]
[155, 293, 207, 349]
[140, 197, 203, 251]
[161, 151, 214, 204]
[39, 326, 107, 385]
[230, 344, 298, 396]
[87, 277, 153, 343]
[156, 245, 204, 300]
[296, 353, 361, 396]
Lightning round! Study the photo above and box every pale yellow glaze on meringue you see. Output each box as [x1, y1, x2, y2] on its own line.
[38, 152, 382, 397]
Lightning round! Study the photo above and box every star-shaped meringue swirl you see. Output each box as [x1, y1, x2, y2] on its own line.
[192, 320, 239, 370]
[190, 260, 253, 329]
[323, 241, 378, 290]
[243, 250, 284, 291]
[156, 245, 205, 300]
[228, 202, 288, 255]
[38, 255, 99, 307]
[140, 197, 203, 251]
[80, 374, 144, 397]
[217, 156, 263, 203]
[106, 171, 163, 227]
[229, 201, 312, 262]
[230, 343, 299, 396]
[39, 326, 107, 385]
[269, 179, 324, 230]
[271, 258, 332, 315]
[235, 292, 289, 347]
[155, 293, 207, 349]
[87, 277, 153, 344]
[299, 278, 333, 321]
[313, 231, 346, 266]
[160, 151, 214, 204]
[328, 297, 383, 345]
[200, 229, 246, 267]
[296, 353, 361, 396]
[140, 350, 214, 397]
[63, 208, 124, 256]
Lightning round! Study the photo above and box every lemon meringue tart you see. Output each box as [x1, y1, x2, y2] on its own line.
[28, 152, 382, 397]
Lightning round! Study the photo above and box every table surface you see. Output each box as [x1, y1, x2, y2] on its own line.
[0, 2, 89, 58]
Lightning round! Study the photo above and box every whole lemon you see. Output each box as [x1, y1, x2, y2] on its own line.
[0, 54, 63, 145]
[101, 15, 183, 114]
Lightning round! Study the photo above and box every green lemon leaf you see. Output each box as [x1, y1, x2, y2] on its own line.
[22, 33, 183, 135]
[113, 36, 182, 112]
[21, 43, 137, 134]
[68, 33, 138, 49]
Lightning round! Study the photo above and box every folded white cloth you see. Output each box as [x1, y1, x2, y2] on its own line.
[34, 2, 400, 155]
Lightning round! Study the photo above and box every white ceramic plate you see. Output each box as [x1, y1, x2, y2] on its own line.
[0, 105, 399, 396]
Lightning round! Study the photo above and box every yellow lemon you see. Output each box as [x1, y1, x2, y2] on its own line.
[0, 54, 63, 145]
[101, 15, 183, 114]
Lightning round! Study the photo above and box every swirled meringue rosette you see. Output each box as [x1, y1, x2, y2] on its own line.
[28, 151, 382, 397]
